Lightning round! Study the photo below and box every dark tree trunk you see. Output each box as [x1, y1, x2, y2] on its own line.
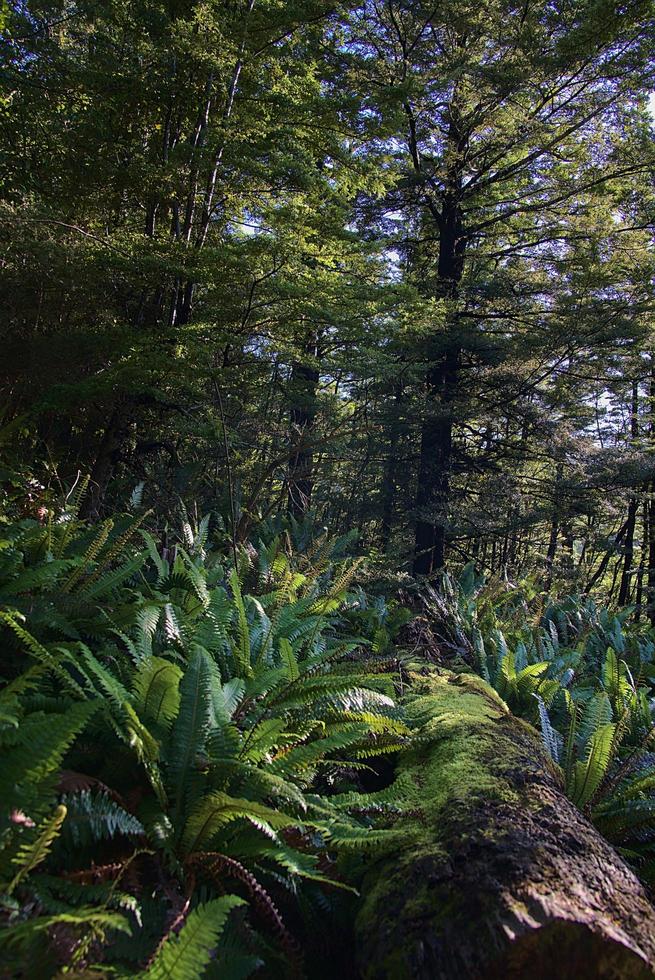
[79, 408, 130, 519]
[356, 671, 655, 980]
[286, 358, 319, 518]
[380, 381, 403, 552]
[585, 518, 630, 594]
[619, 496, 639, 606]
[410, 104, 466, 577]
[619, 381, 640, 606]
[648, 362, 655, 625]
[635, 501, 648, 621]
[544, 463, 563, 590]
[647, 491, 655, 627]
[413, 347, 459, 576]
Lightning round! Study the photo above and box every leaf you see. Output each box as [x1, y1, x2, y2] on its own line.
[142, 897, 244, 980]
[133, 657, 183, 729]
[535, 695, 561, 763]
[181, 792, 294, 854]
[7, 804, 68, 894]
[570, 723, 616, 809]
[229, 569, 252, 676]
[279, 637, 299, 681]
[168, 648, 217, 826]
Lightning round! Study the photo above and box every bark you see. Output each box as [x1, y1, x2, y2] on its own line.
[79, 408, 130, 520]
[355, 671, 655, 980]
[413, 346, 459, 575]
[544, 462, 563, 589]
[648, 362, 655, 626]
[619, 495, 639, 606]
[619, 381, 640, 606]
[286, 358, 319, 518]
[647, 490, 655, 627]
[636, 501, 648, 621]
[380, 381, 404, 552]
[409, 101, 466, 577]
[585, 517, 630, 594]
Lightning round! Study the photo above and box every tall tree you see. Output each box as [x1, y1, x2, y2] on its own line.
[345, 0, 654, 574]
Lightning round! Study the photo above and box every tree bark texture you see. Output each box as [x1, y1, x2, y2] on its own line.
[287, 359, 319, 518]
[355, 671, 655, 979]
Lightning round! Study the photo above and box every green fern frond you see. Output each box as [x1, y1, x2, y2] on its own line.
[133, 657, 183, 729]
[569, 723, 616, 809]
[82, 555, 146, 600]
[140, 895, 245, 980]
[181, 792, 294, 854]
[6, 804, 68, 894]
[0, 611, 85, 696]
[229, 569, 252, 677]
[84, 511, 151, 588]
[61, 790, 144, 846]
[1, 702, 96, 814]
[61, 519, 114, 593]
[0, 907, 131, 952]
[168, 648, 217, 827]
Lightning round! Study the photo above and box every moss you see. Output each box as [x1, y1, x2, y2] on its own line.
[398, 670, 523, 819]
[354, 669, 554, 977]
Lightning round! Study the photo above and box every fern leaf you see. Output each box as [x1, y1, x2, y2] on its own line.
[229, 569, 252, 677]
[570, 723, 616, 809]
[7, 804, 68, 894]
[133, 658, 183, 729]
[61, 519, 114, 592]
[535, 695, 561, 763]
[278, 637, 299, 681]
[169, 648, 217, 828]
[181, 792, 293, 854]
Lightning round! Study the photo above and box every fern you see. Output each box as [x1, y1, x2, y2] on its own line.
[6, 804, 68, 894]
[182, 792, 294, 854]
[569, 723, 616, 808]
[133, 657, 183, 729]
[61, 519, 114, 593]
[143, 895, 245, 979]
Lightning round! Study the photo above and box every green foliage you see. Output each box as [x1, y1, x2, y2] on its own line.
[0, 510, 403, 976]
[425, 564, 655, 877]
[143, 897, 245, 980]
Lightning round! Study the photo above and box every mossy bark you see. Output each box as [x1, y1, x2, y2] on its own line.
[355, 671, 655, 979]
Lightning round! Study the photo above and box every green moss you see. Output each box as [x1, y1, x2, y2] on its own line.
[398, 670, 521, 819]
[355, 669, 549, 975]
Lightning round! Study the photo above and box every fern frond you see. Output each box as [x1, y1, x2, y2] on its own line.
[229, 569, 252, 677]
[0, 908, 131, 952]
[6, 804, 68, 894]
[133, 657, 183, 729]
[181, 792, 294, 854]
[569, 723, 616, 809]
[61, 519, 114, 593]
[1, 702, 96, 815]
[168, 648, 217, 828]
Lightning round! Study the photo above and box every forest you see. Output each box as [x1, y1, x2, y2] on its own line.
[1, 0, 655, 975]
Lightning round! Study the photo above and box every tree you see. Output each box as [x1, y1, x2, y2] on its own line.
[343, 0, 654, 574]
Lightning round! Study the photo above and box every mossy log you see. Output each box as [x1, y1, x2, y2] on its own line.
[355, 671, 655, 979]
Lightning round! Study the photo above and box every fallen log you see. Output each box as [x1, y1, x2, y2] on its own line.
[355, 671, 655, 979]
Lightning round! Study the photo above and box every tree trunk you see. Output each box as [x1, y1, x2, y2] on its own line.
[636, 501, 648, 621]
[355, 671, 655, 980]
[619, 381, 640, 606]
[647, 361, 655, 626]
[410, 105, 466, 577]
[544, 462, 564, 590]
[413, 348, 458, 576]
[647, 490, 655, 627]
[286, 358, 319, 518]
[79, 408, 130, 519]
[380, 381, 403, 552]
